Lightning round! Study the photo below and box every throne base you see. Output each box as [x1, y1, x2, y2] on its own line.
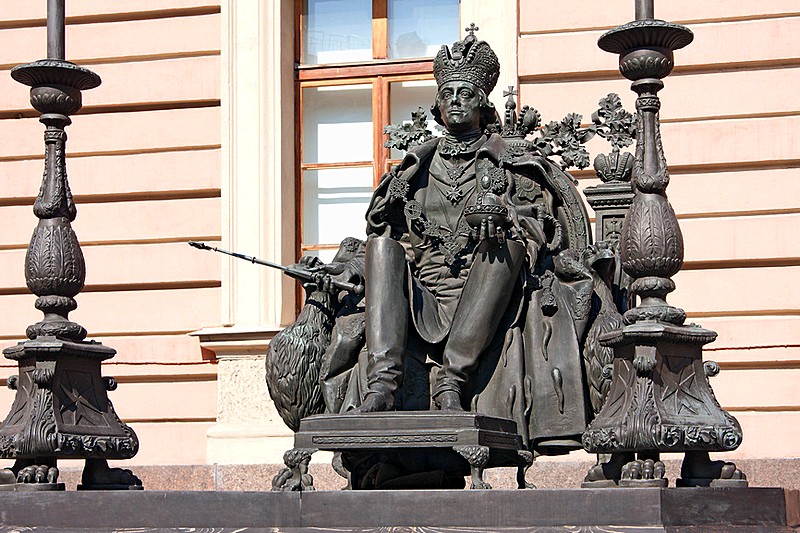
[273, 412, 532, 491]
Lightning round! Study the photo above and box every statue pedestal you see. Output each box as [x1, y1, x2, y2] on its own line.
[277, 412, 533, 490]
[583, 179, 635, 244]
[583, 322, 746, 487]
[1, 337, 138, 459]
[0, 487, 795, 530]
[584, 322, 742, 455]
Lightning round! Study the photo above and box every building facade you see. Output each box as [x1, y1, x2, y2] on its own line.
[0, 0, 797, 481]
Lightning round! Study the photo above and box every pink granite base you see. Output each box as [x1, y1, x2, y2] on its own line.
[48, 457, 800, 492]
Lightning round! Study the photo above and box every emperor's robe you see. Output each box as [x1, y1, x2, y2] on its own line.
[360, 133, 594, 452]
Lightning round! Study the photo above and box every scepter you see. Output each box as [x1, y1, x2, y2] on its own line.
[188, 241, 364, 295]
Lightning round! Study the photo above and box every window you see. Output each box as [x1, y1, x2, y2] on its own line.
[301, 0, 459, 64]
[302, 0, 372, 64]
[297, 0, 459, 264]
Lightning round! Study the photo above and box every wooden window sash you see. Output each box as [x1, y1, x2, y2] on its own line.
[297, 0, 389, 66]
[297, 59, 434, 81]
[301, 161, 374, 171]
[373, 0, 388, 60]
[373, 76, 388, 187]
[299, 76, 378, 88]
[294, 1, 451, 311]
[295, 0, 303, 65]
[300, 243, 346, 251]
[295, 78, 304, 287]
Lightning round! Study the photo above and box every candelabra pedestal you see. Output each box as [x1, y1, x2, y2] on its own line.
[1, 338, 140, 490]
[582, 323, 746, 487]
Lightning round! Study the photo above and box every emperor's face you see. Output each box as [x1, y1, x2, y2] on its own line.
[436, 81, 482, 134]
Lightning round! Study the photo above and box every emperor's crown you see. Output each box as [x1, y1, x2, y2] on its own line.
[433, 24, 500, 96]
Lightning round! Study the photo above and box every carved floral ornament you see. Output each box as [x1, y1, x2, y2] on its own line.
[385, 93, 637, 177]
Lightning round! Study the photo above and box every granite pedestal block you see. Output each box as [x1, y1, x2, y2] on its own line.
[0, 488, 796, 531]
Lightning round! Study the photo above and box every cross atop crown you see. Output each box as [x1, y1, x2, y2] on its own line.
[465, 23, 479, 37]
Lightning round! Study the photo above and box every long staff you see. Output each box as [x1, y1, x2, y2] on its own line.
[188, 241, 364, 295]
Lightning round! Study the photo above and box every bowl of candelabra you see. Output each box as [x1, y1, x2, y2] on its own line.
[597, 19, 693, 81]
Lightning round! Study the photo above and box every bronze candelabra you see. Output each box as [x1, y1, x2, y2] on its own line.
[582, 0, 747, 488]
[0, 0, 141, 490]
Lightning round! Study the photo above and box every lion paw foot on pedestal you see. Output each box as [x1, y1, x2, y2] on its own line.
[455, 445, 491, 490]
[582, 464, 618, 488]
[0, 465, 61, 491]
[13, 464, 63, 491]
[471, 479, 492, 490]
[0, 467, 15, 490]
[581, 452, 633, 488]
[619, 459, 667, 487]
[78, 459, 143, 490]
[331, 452, 352, 490]
[516, 450, 536, 489]
[706, 464, 748, 488]
[18, 464, 58, 483]
[272, 466, 315, 491]
[678, 451, 748, 488]
[272, 448, 316, 491]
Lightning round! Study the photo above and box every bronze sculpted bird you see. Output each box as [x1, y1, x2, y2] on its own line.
[581, 241, 624, 416]
[265, 238, 365, 432]
[265, 283, 336, 432]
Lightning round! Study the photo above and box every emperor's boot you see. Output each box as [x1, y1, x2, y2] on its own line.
[433, 239, 526, 410]
[355, 235, 409, 412]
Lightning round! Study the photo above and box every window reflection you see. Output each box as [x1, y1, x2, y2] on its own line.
[301, 248, 339, 264]
[302, 84, 373, 164]
[303, 0, 373, 64]
[387, 0, 459, 59]
[389, 79, 441, 160]
[302, 167, 374, 246]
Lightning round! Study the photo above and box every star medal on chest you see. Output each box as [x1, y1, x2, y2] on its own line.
[387, 171, 410, 201]
[442, 159, 468, 204]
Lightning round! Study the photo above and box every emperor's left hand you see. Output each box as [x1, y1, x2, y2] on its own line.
[477, 215, 506, 245]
